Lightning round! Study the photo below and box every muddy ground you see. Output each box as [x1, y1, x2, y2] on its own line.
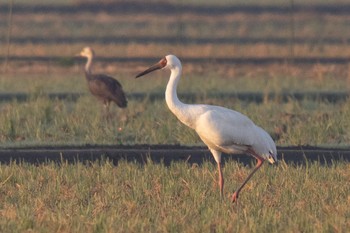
[0, 144, 349, 165]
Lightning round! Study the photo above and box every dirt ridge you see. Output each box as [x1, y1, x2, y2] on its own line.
[1, 145, 349, 165]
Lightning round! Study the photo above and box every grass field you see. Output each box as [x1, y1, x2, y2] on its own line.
[0, 72, 350, 147]
[1, 0, 349, 147]
[1, 1, 350, 232]
[0, 159, 349, 232]
[2, 1, 350, 62]
[3, 14, 350, 59]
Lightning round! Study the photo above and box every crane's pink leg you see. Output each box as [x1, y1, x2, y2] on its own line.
[231, 157, 264, 203]
[217, 162, 224, 198]
[209, 149, 224, 198]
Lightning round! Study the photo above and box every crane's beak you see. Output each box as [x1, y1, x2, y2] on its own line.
[135, 57, 167, 78]
[267, 153, 278, 164]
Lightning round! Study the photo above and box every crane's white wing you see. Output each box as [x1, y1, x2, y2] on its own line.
[194, 105, 270, 155]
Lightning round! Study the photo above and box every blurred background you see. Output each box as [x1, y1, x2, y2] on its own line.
[1, 0, 349, 75]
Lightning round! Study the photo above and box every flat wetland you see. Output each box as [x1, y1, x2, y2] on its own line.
[0, 0, 350, 232]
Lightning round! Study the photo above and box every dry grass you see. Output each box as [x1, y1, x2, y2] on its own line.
[1, 6, 350, 60]
[4, 42, 350, 59]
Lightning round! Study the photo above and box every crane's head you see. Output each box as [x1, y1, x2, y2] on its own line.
[76, 47, 95, 58]
[261, 129, 278, 164]
[267, 149, 278, 164]
[135, 55, 182, 78]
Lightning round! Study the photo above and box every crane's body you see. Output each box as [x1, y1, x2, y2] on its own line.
[77, 47, 127, 117]
[136, 55, 277, 203]
[174, 104, 275, 157]
[84, 72, 127, 108]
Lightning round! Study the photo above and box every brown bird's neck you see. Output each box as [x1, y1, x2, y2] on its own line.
[84, 55, 93, 76]
[84, 70, 93, 81]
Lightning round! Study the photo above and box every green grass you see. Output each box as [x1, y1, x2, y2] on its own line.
[0, 68, 349, 93]
[0, 67, 350, 147]
[0, 92, 350, 147]
[0, 159, 349, 232]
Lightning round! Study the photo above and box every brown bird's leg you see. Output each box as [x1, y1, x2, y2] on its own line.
[104, 101, 111, 120]
[217, 162, 224, 198]
[231, 156, 264, 203]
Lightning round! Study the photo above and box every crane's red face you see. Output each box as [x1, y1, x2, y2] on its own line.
[135, 57, 167, 78]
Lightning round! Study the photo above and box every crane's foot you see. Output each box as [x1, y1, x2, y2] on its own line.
[231, 191, 239, 203]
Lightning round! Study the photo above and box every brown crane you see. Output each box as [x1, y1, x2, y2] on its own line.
[76, 47, 127, 118]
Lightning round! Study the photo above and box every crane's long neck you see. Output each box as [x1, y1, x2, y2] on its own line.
[84, 55, 93, 78]
[165, 67, 194, 128]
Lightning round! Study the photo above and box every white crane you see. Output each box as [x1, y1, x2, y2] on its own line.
[136, 55, 277, 203]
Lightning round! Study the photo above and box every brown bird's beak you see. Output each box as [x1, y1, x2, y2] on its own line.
[135, 57, 167, 78]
